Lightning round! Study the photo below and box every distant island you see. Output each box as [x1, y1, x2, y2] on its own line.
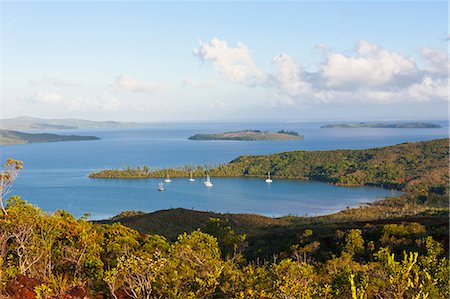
[0, 130, 100, 145]
[188, 129, 304, 141]
[0, 116, 136, 131]
[321, 122, 441, 129]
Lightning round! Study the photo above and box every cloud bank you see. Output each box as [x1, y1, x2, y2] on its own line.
[193, 38, 448, 106]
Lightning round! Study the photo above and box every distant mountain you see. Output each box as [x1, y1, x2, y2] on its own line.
[321, 122, 441, 129]
[0, 116, 136, 131]
[0, 130, 100, 145]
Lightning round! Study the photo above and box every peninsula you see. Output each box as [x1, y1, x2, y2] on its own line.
[188, 129, 304, 141]
[0, 129, 100, 145]
[321, 122, 441, 129]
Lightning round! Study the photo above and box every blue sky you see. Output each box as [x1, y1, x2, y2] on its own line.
[2, 1, 448, 121]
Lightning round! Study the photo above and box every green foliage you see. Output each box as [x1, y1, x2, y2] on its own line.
[273, 259, 317, 298]
[0, 197, 447, 298]
[34, 283, 53, 299]
[344, 229, 365, 257]
[204, 218, 247, 258]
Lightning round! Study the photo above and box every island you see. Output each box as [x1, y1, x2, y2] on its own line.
[188, 129, 304, 141]
[0, 129, 100, 145]
[321, 122, 441, 129]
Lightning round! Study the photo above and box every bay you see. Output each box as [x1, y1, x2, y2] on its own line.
[1, 121, 447, 219]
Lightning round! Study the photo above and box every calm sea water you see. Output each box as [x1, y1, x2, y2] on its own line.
[1, 121, 447, 219]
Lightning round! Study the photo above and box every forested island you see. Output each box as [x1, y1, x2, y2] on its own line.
[188, 129, 304, 141]
[0, 129, 100, 145]
[1, 144, 449, 298]
[321, 122, 441, 129]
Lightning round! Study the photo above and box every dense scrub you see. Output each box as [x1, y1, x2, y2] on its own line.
[100, 196, 449, 262]
[0, 197, 448, 298]
[90, 138, 449, 204]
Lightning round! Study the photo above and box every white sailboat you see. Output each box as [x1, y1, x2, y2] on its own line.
[188, 171, 195, 182]
[158, 182, 164, 191]
[265, 172, 273, 183]
[204, 174, 213, 187]
[164, 174, 171, 183]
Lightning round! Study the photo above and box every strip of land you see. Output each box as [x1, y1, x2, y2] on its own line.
[0, 129, 100, 145]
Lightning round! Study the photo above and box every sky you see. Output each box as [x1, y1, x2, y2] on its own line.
[1, 1, 448, 122]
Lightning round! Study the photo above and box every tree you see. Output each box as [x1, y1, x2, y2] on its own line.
[343, 229, 365, 258]
[105, 252, 166, 299]
[204, 218, 247, 258]
[0, 159, 23, 215]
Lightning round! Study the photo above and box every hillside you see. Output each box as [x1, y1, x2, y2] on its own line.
[188, 130, 304, 141]
[0, 130, 100, 145]
[98, 199, 449, 261]
[0, 116, 135, 130]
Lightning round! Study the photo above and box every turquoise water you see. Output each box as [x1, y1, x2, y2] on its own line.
[1, 121, 447, 219]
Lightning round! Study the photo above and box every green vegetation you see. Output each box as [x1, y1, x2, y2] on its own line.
[0, 130, 100, 145]
[0, 196, 447, 298]
[1, 156, 449, 298]
[90, 139, 449, 206]
[188, 130, 304, 141]
[277, 129, 300, 136]
[321, 122, 441, 129]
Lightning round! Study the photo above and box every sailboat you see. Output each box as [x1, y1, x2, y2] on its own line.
[265, 172, 273, 183]
[164, 174, 171, 183]
[158, 182, 164, 191]
[188, 171, 195, 182]
[204, 174, 213, 187]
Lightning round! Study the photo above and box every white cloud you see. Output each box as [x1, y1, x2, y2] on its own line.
[268, 54, 311, 96]
[406, 77, 448, 102]
[322, 40, 417, 88]
[28, 91, 63, 105]
[193, 38, 266, 86]
[420, 47, 448, 76]
[193, 38, 448, 106]
[114, 75, 167, 93]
